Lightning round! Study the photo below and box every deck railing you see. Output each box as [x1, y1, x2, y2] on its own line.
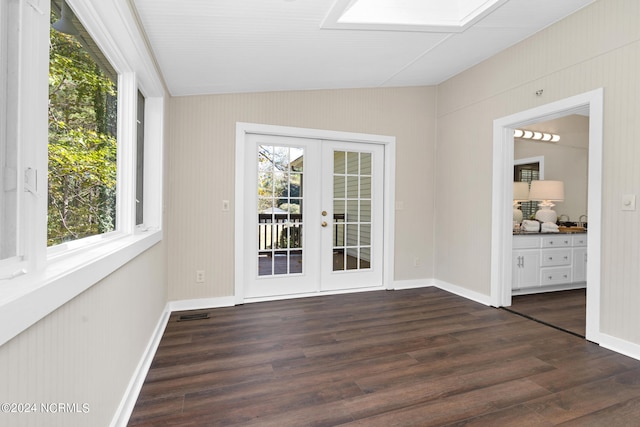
[258, 213, 345, 250]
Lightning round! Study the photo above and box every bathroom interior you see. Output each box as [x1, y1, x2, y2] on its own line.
[510, 112, 589, 336]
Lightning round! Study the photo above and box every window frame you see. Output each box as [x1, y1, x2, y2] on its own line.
[136, 89, 145, 226]
[0, 0, 165, 347]
[514, 156, 545, 221]
[0, 0, 20, 274]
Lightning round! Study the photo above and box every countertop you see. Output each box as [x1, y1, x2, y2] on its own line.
[513, 231, 587, 236]
[513, 230, 587, 235]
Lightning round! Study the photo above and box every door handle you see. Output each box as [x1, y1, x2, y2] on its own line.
[321, 221, 327, 227]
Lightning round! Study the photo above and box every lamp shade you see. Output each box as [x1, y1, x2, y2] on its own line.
[513, 182, 529, 201]
[528, 180, 564, 202]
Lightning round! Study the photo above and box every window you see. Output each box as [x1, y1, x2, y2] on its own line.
[0, 0, 164, 346]
[0, 0, 18, 264]
[514, 162, 540, 220]
[136, 90, 145, 226]
[48, 3, 118, 245]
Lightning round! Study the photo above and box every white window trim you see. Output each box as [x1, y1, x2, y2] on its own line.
[0, 0, 165, 347]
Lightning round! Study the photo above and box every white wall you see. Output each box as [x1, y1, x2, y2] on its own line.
[167, 86, 437, 301]
[436, 0, 640, 344]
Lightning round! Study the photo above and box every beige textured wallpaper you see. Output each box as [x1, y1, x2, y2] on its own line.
[435, 0, 640, 343]
[167, 86, 437, 301]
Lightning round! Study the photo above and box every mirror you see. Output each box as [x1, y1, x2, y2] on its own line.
[514, 114, 589, 225]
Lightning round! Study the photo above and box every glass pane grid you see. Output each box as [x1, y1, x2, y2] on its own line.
[257, 144, 304, 277]
[332, 150, 372, 272]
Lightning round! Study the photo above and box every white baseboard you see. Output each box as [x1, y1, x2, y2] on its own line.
[167, 296, 236, 312]
[110, 306, 171, 427]
[392, 278, 492, 306]
[599, 333, 640, 361]
[392, 279, 434, 290]
[432, 279, 492, 306]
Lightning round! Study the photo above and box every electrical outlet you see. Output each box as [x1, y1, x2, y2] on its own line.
[222, 200, 230, 211]
[196, 270, 205, 283]
[413, 257, 422, 267]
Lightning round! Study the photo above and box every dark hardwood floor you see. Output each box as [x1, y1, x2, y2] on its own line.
[508, 289, 586, 337]
[128, 288, 640, 426]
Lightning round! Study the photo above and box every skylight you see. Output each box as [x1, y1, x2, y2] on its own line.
[322, 0, 507, 32]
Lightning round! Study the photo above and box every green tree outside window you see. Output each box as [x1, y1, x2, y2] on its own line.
[48, 17, 117, 246]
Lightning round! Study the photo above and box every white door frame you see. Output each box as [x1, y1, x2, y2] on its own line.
[235, 122, 396, 304]
[491, 88, 603, 343]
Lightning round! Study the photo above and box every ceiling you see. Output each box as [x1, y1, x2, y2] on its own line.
[132, 0, 595, 97]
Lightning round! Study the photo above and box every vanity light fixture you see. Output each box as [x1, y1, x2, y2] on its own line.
[514, 129, 560, 142]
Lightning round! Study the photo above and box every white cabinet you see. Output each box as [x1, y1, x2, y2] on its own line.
[572, 235, 588, 283]
[512, 233, 587, 294]
[512, 250, 540, 289]
[512, 235, 540, 290]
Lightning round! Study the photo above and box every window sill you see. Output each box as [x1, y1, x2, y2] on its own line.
[0, 229, 162, 347]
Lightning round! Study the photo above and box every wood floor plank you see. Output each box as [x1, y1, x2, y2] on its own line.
[341, 379, 551, 426]
[509, 289, 586, 337]
[128, 288, 640, 426]
[557, 395, 640, 426]
[445, 403, 553, 426]
[525, 369, 640, 424]
[527, 353, 636, 393]
[343, 357, 554, 419]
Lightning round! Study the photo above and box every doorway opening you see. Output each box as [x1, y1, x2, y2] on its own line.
[509, 115, 589, 337]
[491, 88, 603, 343]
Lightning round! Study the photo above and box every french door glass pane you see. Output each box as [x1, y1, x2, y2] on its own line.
[333, 150, 372, 272]
[257, 144, 304, 276]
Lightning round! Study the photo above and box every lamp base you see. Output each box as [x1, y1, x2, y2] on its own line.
[513, 208, 523, 223]
[535, 207, 557, 223]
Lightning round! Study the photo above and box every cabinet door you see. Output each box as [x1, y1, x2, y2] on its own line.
[573, 247, 587, 283]
[513, 250, 540, 289]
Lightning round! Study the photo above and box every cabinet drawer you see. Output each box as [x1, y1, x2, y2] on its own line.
[541, 236, 572, 248]
[540, 267, 572, 285]
[540, 249, 571, 266]
[572, 234, 587, 247]
[513, 236, 540, 249]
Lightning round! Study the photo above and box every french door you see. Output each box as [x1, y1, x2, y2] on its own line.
[243, 134, 384, 299]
